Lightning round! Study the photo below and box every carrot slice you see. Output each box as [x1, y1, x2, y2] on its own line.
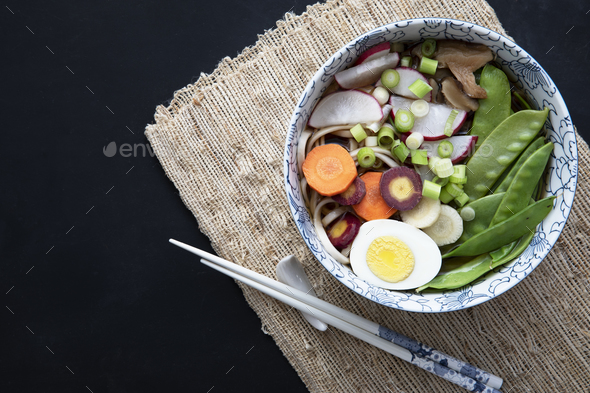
[302, 144, 357, 196]
[353, 172, 397, 221]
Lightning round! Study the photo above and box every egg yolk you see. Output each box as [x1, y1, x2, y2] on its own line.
[366, 236, 415, 283]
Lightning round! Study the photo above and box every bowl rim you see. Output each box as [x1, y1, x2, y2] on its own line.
[283, 17, 578, 313]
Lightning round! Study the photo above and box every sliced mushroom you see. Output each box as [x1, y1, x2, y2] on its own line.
[428, 78, 442, 104]
[441, 77, 480, 112]
[433, 67, 454, 82]
[434, 40, 493, 99]
[410, 43, 423, 60]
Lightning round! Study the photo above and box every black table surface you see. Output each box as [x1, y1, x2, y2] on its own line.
[1, 1, 587, 392]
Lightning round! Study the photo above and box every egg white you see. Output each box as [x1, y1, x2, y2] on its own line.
[349, 220, 442, 290]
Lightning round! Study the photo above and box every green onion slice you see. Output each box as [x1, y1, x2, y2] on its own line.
[350, 123, 367, 142]
[410, 149, 428, 165]
[383, 122, 398, 136]
[460, 207, 475, 221]
[445, 182, 464, 198]
[394, 109, 415, 132]
[381, 122, 395, 132]
[422, 180, 441, 200]
[410, 99, 429, 118]
[421, 39, 436, 58]
[408, 79, 433, 99]
[365, 136, 378, 147]
[435, 158, 454, 178]
[439, 187, 454, 204]
[454, 192, 470, 207]
[400, 56, 412, 68]
[449, 165, 467, 184]
[418, 57, 438, 75]
[393, 141, 410, 162]
[432, 176, 449, 187]
[372, 86, 390, 105]
[437, 140, 454, 158]
[443, 110, 459, 137]
[381, 69, 400, 89]
[428, 156, 441, 174]
[405, 132, 424, 150]
[357, 147, 376, 168]
[377, 127, 395, 149]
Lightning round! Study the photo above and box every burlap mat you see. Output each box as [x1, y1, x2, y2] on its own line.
[145, 1, 590, 391]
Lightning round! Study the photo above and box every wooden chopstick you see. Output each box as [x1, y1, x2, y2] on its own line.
[170, 239, 503, 392]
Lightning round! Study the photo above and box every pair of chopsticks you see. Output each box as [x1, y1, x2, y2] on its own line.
[170, 239, 503, 393]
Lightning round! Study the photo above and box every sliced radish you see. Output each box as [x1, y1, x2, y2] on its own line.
[335, 53, 400, 90]
[419, 135, 478, 164]
[389, 67, 432, 102]
[308, 90, 383, 128]
[354, 42, 391, 66]
[390, 95, 467, 141]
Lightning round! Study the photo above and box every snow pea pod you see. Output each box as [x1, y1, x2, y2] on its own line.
[443, 196, 555, 258]
[458, 193, 504, 243]
[417, 253, 492, 291]
[464, 108, 549, 201]
[470, 64, 511, 145]
[494, 137, 545, 193]
[490, 230, 535, 269]
[489, 240, 517, 261]
[465, 196, 534, 252]
[418, 231, 534, 291]
[490, 142, 553, 226]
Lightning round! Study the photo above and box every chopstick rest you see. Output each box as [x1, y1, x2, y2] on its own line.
[276, 255, 328, 331]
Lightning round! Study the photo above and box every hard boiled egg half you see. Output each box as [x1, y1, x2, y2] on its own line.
[349, 220, 441, 290]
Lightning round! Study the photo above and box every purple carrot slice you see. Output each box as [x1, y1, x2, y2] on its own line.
[379, 166, 423, 211]
[327, 212, 362, 249]
[332, 177, 366, 205]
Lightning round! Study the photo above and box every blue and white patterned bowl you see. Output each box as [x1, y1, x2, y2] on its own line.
[283, 18, 577, 313]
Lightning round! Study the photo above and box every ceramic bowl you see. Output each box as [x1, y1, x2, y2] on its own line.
[283, 18, 577, 312]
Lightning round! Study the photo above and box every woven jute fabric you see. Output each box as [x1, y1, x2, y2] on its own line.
[145, 1, 590, 391]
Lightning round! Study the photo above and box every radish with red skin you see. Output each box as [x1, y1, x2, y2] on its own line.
[388, 67, 432, 102]
[327, 213, 362, 249]
[335, 53, 400, 90]
[308, 90, 383, 128]
[422, 136, 478, 163]
[354, 42, 391, 66]
[333, 177, 366, 205]
[390, 95, 467, 141]
[399, 134, 477, 163]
